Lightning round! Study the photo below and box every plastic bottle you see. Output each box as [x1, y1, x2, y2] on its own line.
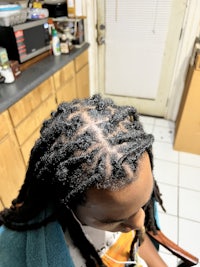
[52, 29, 61, 56]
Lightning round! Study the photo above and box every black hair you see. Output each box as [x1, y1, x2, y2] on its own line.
[0, 94, 164, 267]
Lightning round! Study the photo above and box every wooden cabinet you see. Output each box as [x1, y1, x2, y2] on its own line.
[0, 198, 4, 210]
[75, 50, 89, 99]
[9, 77, 56, 165]
[9, 77, 55, 128]
[53, 61, 77, 103]
[0, 111, 26, 208]
[0, 49, 89, 208]
[53, 50, 90, 103]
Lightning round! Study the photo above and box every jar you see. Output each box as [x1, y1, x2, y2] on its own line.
[0, 64, 15, 83]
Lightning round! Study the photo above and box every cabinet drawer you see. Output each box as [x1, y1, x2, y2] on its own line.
[0, 110, 12, 140]
[9, 77, 54, 127]
[53, 61, 75, 90]
[74, 50, 88, 72]
[15, 95, 56, 145]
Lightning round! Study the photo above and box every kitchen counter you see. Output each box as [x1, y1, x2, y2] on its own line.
[0, 42, 89, 113]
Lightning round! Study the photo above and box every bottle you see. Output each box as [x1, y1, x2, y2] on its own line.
[51, 29, 61, 56]
[60, 34, 69, 54]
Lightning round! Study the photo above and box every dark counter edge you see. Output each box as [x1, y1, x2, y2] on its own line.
[0, 43, 89, 114]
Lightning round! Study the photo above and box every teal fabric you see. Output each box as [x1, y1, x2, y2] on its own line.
[0, 210, 75, 267]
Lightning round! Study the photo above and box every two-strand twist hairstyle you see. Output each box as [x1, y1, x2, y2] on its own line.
[0, 94, 164, 267]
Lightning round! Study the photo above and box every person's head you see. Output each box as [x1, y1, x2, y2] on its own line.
[74, 151, 153, 233]
[0, 94, 164, 266]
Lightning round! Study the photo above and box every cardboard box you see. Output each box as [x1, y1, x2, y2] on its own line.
[67, 0, 83, 17]
[195, 53, 200, 71]
[10, 60, 21, 78]
[174, 63, 200, 155]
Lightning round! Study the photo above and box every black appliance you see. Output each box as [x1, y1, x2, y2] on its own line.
[0, 19, 50, 63]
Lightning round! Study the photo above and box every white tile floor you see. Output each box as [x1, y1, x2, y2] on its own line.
[140, 115, 200, 267]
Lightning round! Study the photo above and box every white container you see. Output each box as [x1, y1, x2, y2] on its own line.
[0, 8, 27, 26]
[0, 65, 15, 83]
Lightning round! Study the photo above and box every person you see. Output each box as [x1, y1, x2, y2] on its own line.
[0, 94, 167, 267]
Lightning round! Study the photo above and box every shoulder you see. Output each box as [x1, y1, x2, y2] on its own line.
[0, 225, 27, 266]
[0, 222, 74, 267]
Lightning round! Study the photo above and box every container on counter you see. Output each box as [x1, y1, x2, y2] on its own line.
[51, 28, 61, 56]
[0, 47, 9, 66]
[60, 34, 69, 54]
[0, 64, 15, 83]
[0, 3, 27, 26]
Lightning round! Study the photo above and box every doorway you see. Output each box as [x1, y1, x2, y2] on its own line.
[95, 0, 186, 117]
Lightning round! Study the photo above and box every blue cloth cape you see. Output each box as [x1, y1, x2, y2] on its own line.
[0, 209, 75, 267]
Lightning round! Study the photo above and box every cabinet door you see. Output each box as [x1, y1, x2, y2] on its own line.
[21, 127, 40, 165]
[56, 77, 77, 103]
[54, 61, 75, 89]
[74, 50, 89, 99]
[0, 111, 26, 208]
[0, 197, 4, 210]
[76, 64, 89, 99]
[9, 77, 54, 127]
[74, 50, 88, 72]
[53, 61, 77, 103]
[16, 95, 56, 146]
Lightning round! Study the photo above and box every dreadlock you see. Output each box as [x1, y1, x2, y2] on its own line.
[0, 94, 164, 267]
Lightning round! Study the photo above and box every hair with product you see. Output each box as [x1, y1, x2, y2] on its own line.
[0, 94, 165, 267]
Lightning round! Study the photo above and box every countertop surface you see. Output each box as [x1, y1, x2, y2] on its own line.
[0, 43, 89, 113]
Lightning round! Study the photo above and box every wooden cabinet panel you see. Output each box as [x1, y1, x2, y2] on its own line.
[53, 60, 77, 104]
[0, 134, 25, 208]
[0, 197, 4, 210]
[76, 64, 89, 99]
[74, 50, 88, 72]
[74, 50, 89, 99]
[9, 77, 54, 127]
[0, 110, 26, 207]
[37, 76, 55, 101]
[21, 127, 40, 165]
[0, 110, 12, 140]
[53, 61, 75, 90]
[56, 77, 77, 104]
[15, 95, 56, 146]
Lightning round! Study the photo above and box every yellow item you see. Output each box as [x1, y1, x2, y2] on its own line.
[101, 231, 135, 267]
[32, 2, 42, 8]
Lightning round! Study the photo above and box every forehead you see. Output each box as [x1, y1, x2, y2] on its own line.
[83, 153, 153, 220]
